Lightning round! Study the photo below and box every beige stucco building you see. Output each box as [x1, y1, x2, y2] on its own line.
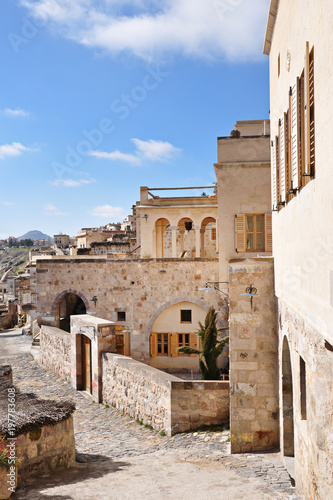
[214, 120, 272, 282]
[264, 1, 333, 498]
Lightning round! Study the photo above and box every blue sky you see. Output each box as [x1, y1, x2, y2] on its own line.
[0, 0, 270, 239]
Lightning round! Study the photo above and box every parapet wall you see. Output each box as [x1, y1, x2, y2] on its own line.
[40, 326, 71, 382]
[102, 352, 229, 436]
[16, 417, 75, 480]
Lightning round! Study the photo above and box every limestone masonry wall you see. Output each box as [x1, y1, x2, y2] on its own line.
[102, 353, 229, 436]
[16, 417, 75, 480]
[278, 299, 333, 500]
[40, 326, 71, 382]
[229, 258, 279, 453]
[36, 258, 221, 362]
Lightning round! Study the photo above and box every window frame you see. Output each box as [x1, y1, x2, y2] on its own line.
[180, 309, 192, 323]
[156, 333, 169, 356]
[117, 311, 126, 322]
[245, 214, 265, 252]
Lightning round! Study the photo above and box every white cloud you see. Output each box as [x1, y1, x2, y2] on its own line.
[131, 138, 181, 161]
[2, 201, 14, 206]
[90, 138, 181, 166]
[89, 150, 141, 165]
[45, 203, 68, 216]
[2, 108, 29, 117]
[52, 178, 97, 187]
[0, 142, 38, 160]
[20, 0, 270, 61]
[89, 204, 127, 219]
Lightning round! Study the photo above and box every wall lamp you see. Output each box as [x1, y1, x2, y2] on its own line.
[90, 295, 98, 307]
[198, 281, 229, 299]
[240, 284, 259, 310]
[142, 214, 149, 222]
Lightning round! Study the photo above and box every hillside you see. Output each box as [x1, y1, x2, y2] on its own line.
[0, 248, 30, 280]
[18, 230, 53, 242]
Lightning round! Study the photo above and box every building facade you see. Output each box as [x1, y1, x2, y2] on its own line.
[264, 1, 333, 498]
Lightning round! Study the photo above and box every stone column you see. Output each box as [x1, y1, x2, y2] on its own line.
[200, 229, 205, 258]
[194, 226, 201, 258]
[229, 258, 279, 453]
[170, 226, 178, 258]
[179, 229, 185, 253]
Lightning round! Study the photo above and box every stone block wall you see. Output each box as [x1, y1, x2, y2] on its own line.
[40, 326, 71, 382]
[278, 299, 333, 500]
[102, 353, 229, 436]
[16, 417, 75, 480]
[36, 258, 221, 362]
[229, 258, 279, 453]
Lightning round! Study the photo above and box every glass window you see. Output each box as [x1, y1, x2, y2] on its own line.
[245, 215, 265, 251]
[180, 310, 192, 323]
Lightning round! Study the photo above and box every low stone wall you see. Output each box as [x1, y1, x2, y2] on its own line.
[16, 417, 75, 480]
[102, 353, 229, 436]
[40, 326, 71, 382]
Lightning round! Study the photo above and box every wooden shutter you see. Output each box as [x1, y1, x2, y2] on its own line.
[280, 115, 286, 202]
[285, 110, 291, 197]
[190, 333, 198, 357]
[170, 333, 178, 357]
[264, 213, 272, 253]
[150, 333, 157, 357]
[235, 214, 245, 252]
[276, 136, 280, 207]
[272, 139, 277, 208]
[309, 46, 315, 176]
[291, 80, 299, 188]
[304, 41, 310, 176]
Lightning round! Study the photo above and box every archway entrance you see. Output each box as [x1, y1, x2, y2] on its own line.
[56, 293, 86, 332]
[282, 336, 295, 457]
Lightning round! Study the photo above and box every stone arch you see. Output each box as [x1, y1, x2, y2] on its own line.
[51, 289, 90, 332]
[177, 217, 195, 257]
[154, 218, 170, 258]
[282, 335, 295, 457]
[200, 216, 218, 257]
[145, 296, 211, 346]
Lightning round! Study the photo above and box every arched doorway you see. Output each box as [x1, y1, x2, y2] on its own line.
[56, 293, 87, 332]
[154, 218, 170, 258]
[200, 217, 217, 257]
[282, 336, 295, 457]
[177, 217, 195, 257]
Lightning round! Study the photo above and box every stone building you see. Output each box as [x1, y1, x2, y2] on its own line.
[264, 1, 333, 498]
[35, 119, 271, 378]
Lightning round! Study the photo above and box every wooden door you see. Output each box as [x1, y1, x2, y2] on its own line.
[82, 335, 92, 394]
[116, 334, 125, 355]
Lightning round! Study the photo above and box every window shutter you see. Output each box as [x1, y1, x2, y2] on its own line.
[150, 333, 157, 357]
[190, 333, 198, 357]
[235, 214, 245, 252]
[280, 115, 286, 202]
[291, 80, 299, 188]
[304, 41, 310, 175]
[309, 46, 315, 176]
[170, 333, 178, 357]
[272, 139, 277, 208]
[264, 213, 272, 253]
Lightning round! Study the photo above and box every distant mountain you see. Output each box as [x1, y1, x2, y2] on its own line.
[17, 230, 54, 242]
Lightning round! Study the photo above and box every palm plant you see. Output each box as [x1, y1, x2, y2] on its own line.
[177, 307, 229, 380]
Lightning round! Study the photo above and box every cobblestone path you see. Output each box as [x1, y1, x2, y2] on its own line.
[0, 353, 298, 499]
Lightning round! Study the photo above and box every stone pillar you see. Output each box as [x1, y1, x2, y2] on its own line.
[229, 258, 279, 453]
[200, 229, 205, 258]
[179, 229, 185, 253]
[152, 226, 157, 258]
[194, 226, 201, 258]
[170, 226, 178, 258]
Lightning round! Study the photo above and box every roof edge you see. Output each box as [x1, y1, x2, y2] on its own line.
[263, 0, 280, 55]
